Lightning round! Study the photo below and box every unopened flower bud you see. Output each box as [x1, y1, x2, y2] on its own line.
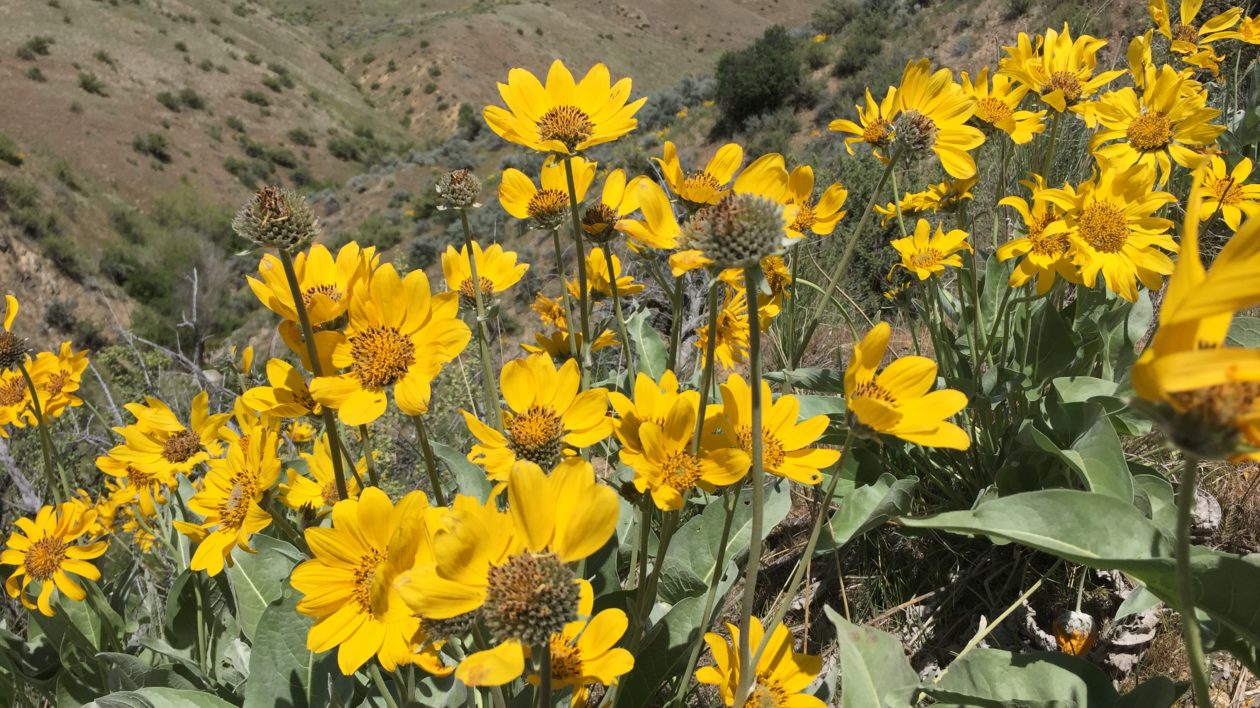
[232, 186, 320, 251]
[682, 193, 788, 269]
[0, 331, 29, 371]
[436, 169, 482, 210]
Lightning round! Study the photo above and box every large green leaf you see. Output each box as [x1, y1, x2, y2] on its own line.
[242, 593, 347, 708]
[85, 687, 238, 708]
[627, 309, 668, 380]
[431, 441, 491, 502]
[227, 535, 301, 641]
[816, 474, 917, 555]
[763, 368, 844, 393]
[1027, 403, 1133, 502]
[96, 652, 196, 693]
[1227, 316, 1260, 347]
[614, 596, 706, 707]
[826, 606, 919, 708]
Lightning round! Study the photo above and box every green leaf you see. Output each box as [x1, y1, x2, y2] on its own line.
[1227, 316, 1260, 347]
[1115, 586, 1163, 621]
[1052, 377, 1118, 404]
[227, 535, 301, 641]
[627, 309, 668, 380]
[85, 687, 238, 708]
[96, 653, 196, 693]
[431, 441, 491, 503]
[614, 596, 706, 707]
[929, 648, 1120, 707]
[763, 368, 844, 393]
[816, 474, 917, 555]
[1027, 403, 1133, 502]
[825, 606, 919, 708]
[1132, 474, 1175, 537]
[243, 592, 347, 708]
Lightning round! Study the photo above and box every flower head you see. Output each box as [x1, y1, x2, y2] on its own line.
[436, 168, 483, 210]
[280, 433, 366, 515]
[0, 295, 30, 372]
[960, 67, 1047, 144]
[996, 176, 1080, 294]
[243, 358, 320, 419]
[581, 168, 651, 243]
[695, 617, 825, 708]
[829, 87, 899, 160]
[874, 177, 977, 227]
[1200, 155, 1260, 230]
[890, 59, 986, 178]
[107, 392, 231, 477]
[28, 342, 87, 420]
[441, 241, 529, 307]
[1150, 0, 1241, 72]
[999, 24, 1126, 112]
[655, 141, 745, 208]
[232, 186, 320, 251]
[499, 156, 596, 230]
[2, 500, 107, 616]
[784, 166, 848, 236]
[891, 219, 972, 280]
[720, 374, 841, 485]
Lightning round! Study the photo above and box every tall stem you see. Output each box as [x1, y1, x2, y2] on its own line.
[19, 362, 70, 502]
[668, 275, 684, 372]
[358, 424, 380, 487]
[549, 228, 586, 389]
[1176, 456, 1213, 708]
[993, 137, 1010, 252]
[562, 156, 593, 368]
[411, 415, 446, 506]
[603, 246, 635, 375]
[692, 279, 721, 455]
[369, 663, 401, 708]
[278, 249, 349, 498]
[732, 265, 766, 707]
[1040, 112, 1062, 178]
[797, 151, 900, 366]
[459, 211, 505, 432]
[536, 642, 553, 708]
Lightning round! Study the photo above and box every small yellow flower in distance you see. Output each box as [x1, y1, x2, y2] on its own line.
[287, 419, 316, 444]
[998, 24, 1126, 112]
[829, 86, 898, 160]
[874, 177, 977, 227]
[0, 366, 32, 438]
[996, 176, 1080, 295]
[675, 107, 689, 119]
[1228, 15, 1260, 44]
[521, 328, 620, 360]
[280, 433, 365, 514]
[721, 374, 842, 485]
[812, 32, 828, 43]
[483, 60, 646, 155]
[28, 342, 88, 420]
[2, 500, 108, 617]
[891, 219, 972, 281]
[695, 617, 825, 708]
[248, 242, 377, 326]
[96, 452, 176, 518]
[173, 422, 282, 576]
[463, 353, 611, 484]
[846, 322, 970, 449]
[441, 241, 529, 305]
[292, 487, 449, 675]
[499, 156, 597, 230]
[891, 59, 986, 179]
[242, 358, 320, 418]
[1054, 610, 1098, 657]
[569, 247, 644, 298]
[238, 345, 255, 376]
[960, 67, 1047, 144]
[784, 165, 848, 236]
[107, 392, 231, 478]
[655, 140, 744, 208]
[1200, 155, 1260, 230]
[310, 264, 471, 425]
[1039, 160, 1177, 302]
[397, 459, 619, 686]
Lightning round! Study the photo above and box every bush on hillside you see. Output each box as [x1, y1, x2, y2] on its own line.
[713, 25, 802, 132]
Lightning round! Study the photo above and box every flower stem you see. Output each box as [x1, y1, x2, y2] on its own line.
[370, 663, 401, 708]
[691, 279, 721, 456]
[18, 361, 70, 503]
[668, 274, 684, 372]
[993, 137, 1010, 252]
[797, 150, 900, 367]
[411, 414, 446, 506]
[459, 210, 505, 432]
[548, 227, 586, 389]
[603, 246, 635, 376]
[562, 156, 593, 370]
[1040, 111, 1062, 178]
[732, 265, 766, 707]
[277, 248, 350, 499]
[358, 424, 380, 487]
[1176, 456, 1213, 708]
[536, 642, 553, 708]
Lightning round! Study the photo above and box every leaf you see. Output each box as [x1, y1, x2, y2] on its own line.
[227, 535, 301, 641]
[816, 474, 917, 555]
[825, 606, 919, 708]
[658, 481, 791, 603]
[929, 649, 1120, 707]
[614, 596, 706, 707]
[431, 441, 491, 503]
[1027, 402, 1133, 502]
[763, 368, 844, 393]
[1227, 316, 1260, 347]
[1131, 474, 1175, 537]
[1115, 586, 1163, 622]
[96, 653, 196, 693]
[627, 309, 668, 380]
[1051, 377, 1118, 404]
[243, 592, 346, 708]
[85, 687, 238, 708]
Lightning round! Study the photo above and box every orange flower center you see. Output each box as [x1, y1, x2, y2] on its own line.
[43, 370, 70, 398]
[528, 189, 570, 222]
[851, 380, 897, 405]
[302, 283, 343, 306]
[736, 427, 786, 470]
[1126, 111, 1172, 152]
[547, 635, 585, 684]
[659, 450, 704, 493]
[351, 325, 415, 390]
[791, 201, 816, 232]
[1078, 202, 1129, 253]
[977, 96, 1014, 125]
[0, 374, 26, 407]
[1044, 71, 1083, 103]
[537, 105, 595, 151]
[161, 429, 203, 464]
[218, 477, 258, 529]
[125, 464, 155, 488]
[581, 202, 620, 241]
[507, 405, 565, 469]
[320, 480, 342, 507]
[351, 548, 388, 614]
[459, 277, 496, 303]
[25, 537, 68, 581]
[682, 171, 724, 198]
[907, 248, 944, 271]
[862, 117, 893, 146]
[1172, 23, 1200, 44]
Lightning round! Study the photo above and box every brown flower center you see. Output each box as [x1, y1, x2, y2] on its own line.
[528, 189, 570, 223]
[581, 203, 620, 241]
[1078, 202, 1129, 253]
[507, 405, 565, 469]
[791, 201, 816, 232]
[26, 537, 68, 581]
[125, 464, 155, 488]
[0, 374, 27, 407]
[537, 105, 595, 151]
[351, 325, 415, 390]
[218, 477, 258, 529]
[303, 283, 343, 306]
[162, 429, 203, 464]
[851, 380, 897, 405]
[863, 117, 893, 146]
[548, 635, 585, 683]
[1172, 22, 1200, 44]
[484, 551, 578, 645]
[43, 370, 70, 398]
[321, 480, 342, 507]
[977, 97, 1014, 125]
[459, 276, 496, 304]
[1044, 71, 1083, 103]
[1127, 112, 1172, 152]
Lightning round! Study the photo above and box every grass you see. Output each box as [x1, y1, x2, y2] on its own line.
[16, 36, 54, 61]
[132, 133, 172, 163]
[77, 72, 108, 96]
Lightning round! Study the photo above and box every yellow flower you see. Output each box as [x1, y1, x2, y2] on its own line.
[483, 60, 646, 155]
[719, 256, 794, 317]
[784, 166, 848, 236]
[996, 176, 1080, 295]
[499, 156, 597, 230]
[812, 33, 828, 43]
[874, 177, 977, 227]
[107, 392, 231, 478]
[621, 395, 749, 510]
[463, 354, 611, 485]
[292, 487, 449, 675]
[960, 67, 1047, 144]
[697, 287, 752, 371]
[243, 358, 320, 418]
[695, 617, 825, 708]
[846, 322, 970, 449]
[96, 452, 176, 518]
[618, 179, 682, 251]
[248, 242, 377, 326]
[654, 140, 744, 208]
[441, 241, 529, 304]
[1, 500, 108, 617]
[280, 433, 365, 514]
[1227, 15, 1260, 44]
[0, 367, 31, 438]
[891, 219, 972, 280]
[608, 370, 702, 455]
[891, 59, 986, 179]
[568, 247, 644, 298]
[1090, 64, 1222, 185]
[1040, 161, 1177, 302]
[828, 87, 898, 160]
[397, 458, 619, 687]
[532, 292, 569, 331]
[1150, 0, 1241, 60]
[287, 419, 316, 444]
[27, 342, 88, 420]
[1131, 172, 1260, 460]
[721, 374, 841, 485]
[526, 580, 634, 703]
[1200, 155, 1260, 230]
[581, 168, 652, 243]
[174, 421, 281, 576]
[310, 264, 471, 425]
[999, 24, 1126, 112]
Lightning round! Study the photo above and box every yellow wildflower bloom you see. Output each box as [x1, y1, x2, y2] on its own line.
[499, 156, 597, 230]
[440, 241, 529, 305]
[846, 322, 970, 449]
[248, 242, 377, 326]
[243, 358, 319, 418]
[891, 219, 972, 280]
[1150, 0, 1241, 61]
[568, 247, 644, 298]
[483, 60, 646, 155]
[608, 370, 704, 456]
[1200, 155, 1260, 230]
[1, 500, 108, 617]
[107, 392, 231, 478]
[874, 177, 977, 227]
[891, 59, 986, 179]
[618, 179, 682, 251]
[697, 287, 752, 371]
[784, 165, 848, 236]
[280, 433, 365, 514]
[999, 24, 1126, 112]
[27, 342, 87, 421]
[828, 87, 898, 160]
[96, 452, 175, 518]
[1227, 15, 1260, 44]
[526, 580, 634, 703]
[720, 374, 841, 485]
[581, 168, 652, 243]
[655, 140, 744, 208]
[960, 67, 1047, 144]
[0, 367, 31, 438]
[522, 328, 620, 360]
[695, 617, 825, 708]
[310, 264, 471, 425]
[996, 176, 1080, 294]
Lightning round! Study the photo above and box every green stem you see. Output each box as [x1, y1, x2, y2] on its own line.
[536, 642, 553, 708]
[549, 227, 586, 389]
[562, 156, 593, 368]
[796, 150, 900, 367]
[1040, 112, 1062, 178]
[18, 361, 70, 502]
[358, 424, 380, 487]
[460, 210, 505, 432]
[278, 248, 349, 500]
[1176, 456, 1213, 708]
[411, 415, 446, 506]
[603, 246, 635, 376]
[370, 663, 401, 708]
[692, 279, 721, 456]
[993, 137, 1010, 252]
[785, 246, 800, 367]
[668, 274, 684, 372]
[732, 265, 766, 707]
